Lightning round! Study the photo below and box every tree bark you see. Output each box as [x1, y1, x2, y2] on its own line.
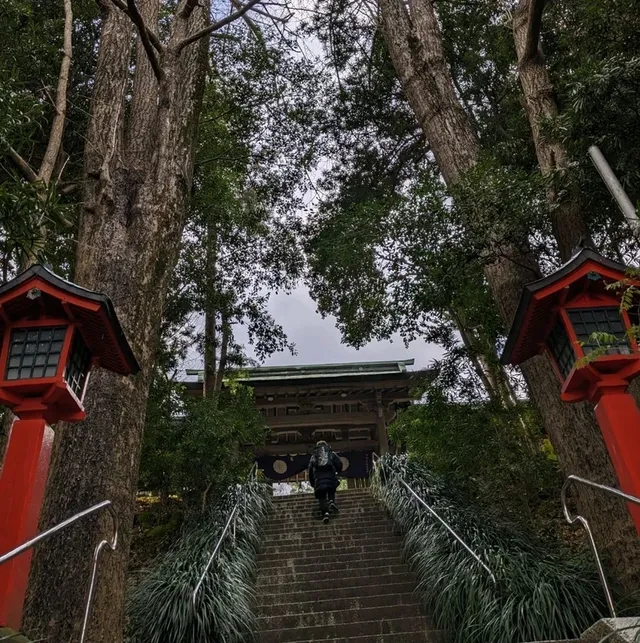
[513, 0, 590, 261]
[23, 1, 210, 641]
[378, 0, 640, 594]
[126, 0, 159, 171]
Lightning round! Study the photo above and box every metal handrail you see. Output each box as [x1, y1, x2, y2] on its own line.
[561, 474, 640, 618]
[0, 499, 118, 643]
[192, 462, 258, 606]
[371, 453, 496, 583]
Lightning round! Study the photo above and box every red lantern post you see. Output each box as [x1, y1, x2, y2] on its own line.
[502, 249, 640, 533]
[0, 266, 139, 631]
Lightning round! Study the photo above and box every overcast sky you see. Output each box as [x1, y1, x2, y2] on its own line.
[179, 25, 444, 377]
[183, 285, 442, 376]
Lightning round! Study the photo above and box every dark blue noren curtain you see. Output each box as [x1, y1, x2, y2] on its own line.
[257, 450, 372, 481]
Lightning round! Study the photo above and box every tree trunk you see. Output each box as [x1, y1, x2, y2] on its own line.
[204, 219, 218, 398]
[214, 317, 230, 392]
[453, 312, 515, 406]
[378, 0, 640, 594]
[23, 1, 210, 640]
[204, 308, 217, 398]
[513, 0, 590, 261]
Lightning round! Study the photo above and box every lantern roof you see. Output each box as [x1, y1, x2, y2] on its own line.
[0, 265, 140, 376]
[501, 248, 635, 367]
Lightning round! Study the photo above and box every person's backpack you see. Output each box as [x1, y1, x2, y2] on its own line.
[313, 444, 334, 472]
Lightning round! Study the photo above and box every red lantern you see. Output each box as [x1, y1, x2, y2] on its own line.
[502, 249, 640, 533]
[0, 265, 139, 630]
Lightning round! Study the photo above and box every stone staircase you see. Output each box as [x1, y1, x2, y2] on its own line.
[254, 489, 443, 642]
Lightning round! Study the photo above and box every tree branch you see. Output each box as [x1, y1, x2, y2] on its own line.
[39, 0, 73, 184]
[127, 0, 165, 79]
[177, 0, 200, 20]
[230, 0, 264, 42]
[111, 0, 165, 80]
[3, 140, 39, 183]
[176, 0, 264, 52]
[522, 0, 546, 63]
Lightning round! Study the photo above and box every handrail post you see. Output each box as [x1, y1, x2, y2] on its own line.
[79, 504, 119, 643]
[560, 474, 640, 618]
[0, 500, 118, 643]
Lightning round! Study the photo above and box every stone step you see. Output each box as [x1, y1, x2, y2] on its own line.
[267, 514, 388, 528]
[255, 489, 437, 642]
[258, 615, 433, 643]
[287, 633, 440, 643]
[258, 566, 415, 592]
[257, 580, 419, 607]
[257, 554, 404, 576]
[0, 628, 30, 643]
[264, 507, 384, 529]
[267, 504, 383, 521]
[256, 590, 422, 618]
[258, 538, 403, 560]
[257, 603, 424, 631]
[263, 519, 395, 537]
[272, 489, 373, 505]
[272, 494, 377, 505]
[261, 528, 399, 548]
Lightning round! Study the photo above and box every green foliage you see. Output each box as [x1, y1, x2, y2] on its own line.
[140, 384, 267, 509]
[0, 0, 98, 274]
[372, 455, 606, 643]
[450, 156, 550, 259]
[0, 174, 73, 272]
[390, 392, 559, 527]
[127, 478, 271, 643]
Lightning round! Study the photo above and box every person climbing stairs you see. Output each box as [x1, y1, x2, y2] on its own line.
[254, 488, 444, 642]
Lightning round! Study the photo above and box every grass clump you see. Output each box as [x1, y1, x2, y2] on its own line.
[127, 479, 271, 643]
[373, 454, 605, 643]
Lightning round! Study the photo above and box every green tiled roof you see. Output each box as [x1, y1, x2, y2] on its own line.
[185, 359, 415, 383]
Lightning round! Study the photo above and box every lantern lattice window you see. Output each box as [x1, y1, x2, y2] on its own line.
[6, 327, 67, 381]
[547, 320, 575, 379]
[65, 331, 91, 398]
[567, 307, 631, 356]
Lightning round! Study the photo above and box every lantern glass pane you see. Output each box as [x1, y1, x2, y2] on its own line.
[5, 326, 67, 381]
[567, 307, 631, 356]
[547, 321, 576, 379]
[64, 330, 91, 398]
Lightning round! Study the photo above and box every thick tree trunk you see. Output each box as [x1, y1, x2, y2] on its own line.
[513, 0, 589, 261]
[378, 0, 640, 594]
[23, 2, 210, 641]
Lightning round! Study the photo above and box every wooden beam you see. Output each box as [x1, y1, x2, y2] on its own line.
[255, 393, 411, 408]
[251, 379, 414, 397]
[255, 396, 371, 408]
[265, 412, 377, 429]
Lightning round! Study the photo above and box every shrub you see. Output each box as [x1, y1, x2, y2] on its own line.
[127, 478, 271, 643]
[372, 455, 605, 643]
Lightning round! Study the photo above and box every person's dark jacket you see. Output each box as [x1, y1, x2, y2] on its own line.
[308, 446, 343, 491]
